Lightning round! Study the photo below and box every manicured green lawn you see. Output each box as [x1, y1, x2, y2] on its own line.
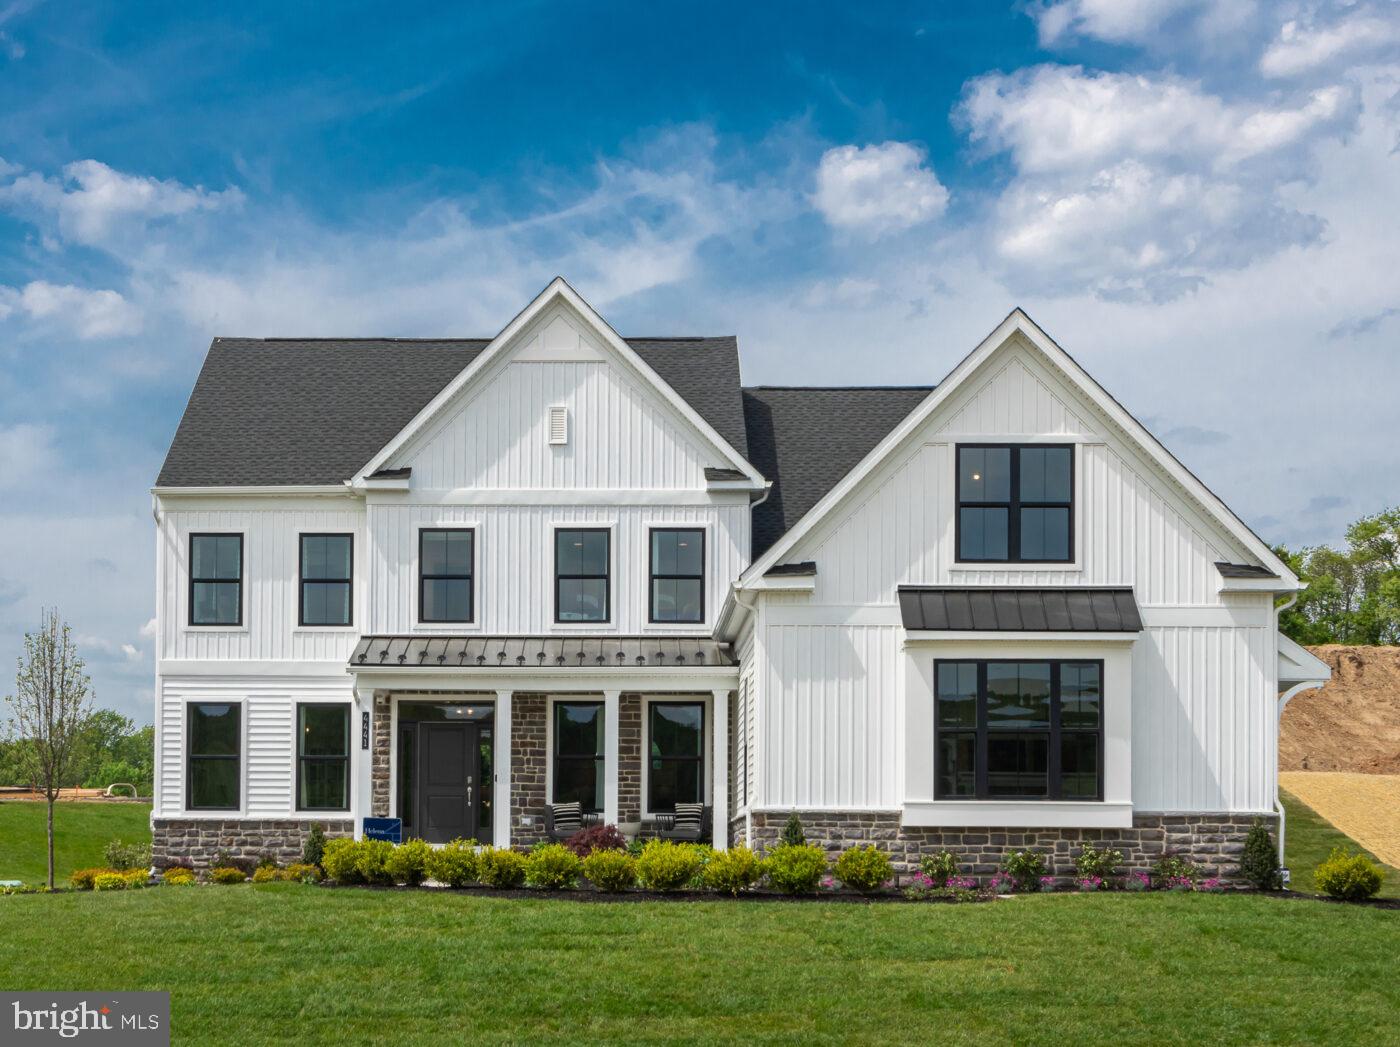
[0, 886, 1396, 1045]
[1282, 788, 1400, 899]
[0, 801, 151, 884]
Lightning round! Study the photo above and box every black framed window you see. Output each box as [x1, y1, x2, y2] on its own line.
[300, 534, 352, 626]
[552, 701, 604, 812]
[956, 445, 1073, 563]
[189, 534, 242, 626]
[297, 704, 349, 810]
[650, 528, 704, 623]
[420, 529, 474, 623]
[648, 701, 704, 812]
[555, 528, 609, 623]
[187, 702, 240, 810]
[935, 660, 1102, 800]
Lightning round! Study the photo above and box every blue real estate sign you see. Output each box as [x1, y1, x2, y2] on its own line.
[362, 817, 402, 843]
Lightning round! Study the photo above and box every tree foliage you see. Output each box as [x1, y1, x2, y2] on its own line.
[1276, 506, 1400, 646]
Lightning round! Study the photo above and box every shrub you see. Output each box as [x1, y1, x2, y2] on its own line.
[779, 812, 806, 848]
[701, 846, 764, 896]
[635, 840, 704, 892]
[161, 867, 196, 886]
[904, 872, 981, 901]
[625, 837, 646, 858]
[121, 868, 149, 888]
[210, 866, 247, 885]
[1314, 847, 1383, 901]
[1239, 818, 1282, 890]
[285, 862, 320, 883]
[1074, 845, 1123, 880]
[70, 868, 114, 891]
[563, 823, 628, 858]
[834, 845, 893, 893]
[103, 838, 151, 872]
[302, 823, 327, 869]
[764, 844, 827, 895]
[582, 849, 637, 892]
[251, 865, 281, 883]
[386, 838, 433, 886]
[1123, 871, 1151, 892]
[920, 851, 959, 887]
[1002, 850, 1048, 892]
[212, 850, 257, 876]
[321, 838, 363, 885]
[93, 872, 127, 892]
[1152, 853, 1199, 887]
[477, 847, 528, 889]
[525, 843, 583, 890]
[425, 839, 479, 887]
[355, 839, 397, 885]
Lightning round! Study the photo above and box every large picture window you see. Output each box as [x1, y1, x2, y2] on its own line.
[935, 660, 1102, 800]
[300, 534, 352, 626]
[420, 529, 474, 623]
[650, 528, 704, 623]
[187, 702, 240, 810]
[555, 528, 610, 623]
[552, 701, 604, 812]
[189, 534, 242, 626]
[297, 704, 350, 810]
[648, 701, 704, 812]
[956, 445, 1073, 563]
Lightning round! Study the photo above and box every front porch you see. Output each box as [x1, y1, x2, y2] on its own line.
[348, 635, 738, 849]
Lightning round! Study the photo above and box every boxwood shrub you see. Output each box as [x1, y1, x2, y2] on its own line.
[321, 838, 362, 884]
[354, 839, 397, 885]
[764, 844, 827, 895]
[525, 843, 583, 890]
[1314, 847, 1383, 901]
[701, 846, 764, 895]
[70, 868, 114, 891]
[93, 872, 128, 891]
[425, 839, 479, 887]
[160, 867, 196, 886]
[635, 840, 704, 892]
[209, 866, 247, 885]
[582, 848, 637, 892]
[834, 845, 893, 893]
[386, 838, 433, 886]
[476, 847, 527, 888]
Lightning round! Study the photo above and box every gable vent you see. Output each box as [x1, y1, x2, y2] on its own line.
[548, 405, 569, 445]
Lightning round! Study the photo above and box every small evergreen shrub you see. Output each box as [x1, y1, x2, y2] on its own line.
[1152, 853, 1199, 887]
[1002, 850, 1048, 892]
[635, 840, 704, 892]
[103, 838, 152, 872]
[563, 823, 629, 857]
[302, 823, 327, 868]
[285, 862, 320, 883]
[1239, 819, 1282, 890]
[525, 843, 583, 890]
[161, 867, 196, 886]
[425, 839, 479, 887]
[701, 846, 764, 895]
[212, 850, 257, 876]
[476, 847, 528, 888]
[251, 865, 282, 883]
[355, 839, 397, 885]
[625, 837, 646, 858]
[582, 849, 637, 892]
[70, 868, 114, 890]
[1314, 847, 1383, 901]
[834, 845, 893, 893]
[764, 844, 827, 895]
[920, 851, 959, 887]
[779, 812, 806, 848]
[321, 838, 363, 885]
[93, 872, 127, 892]
[386, 838, 433, 886]
[210, 866, 247, 885]
[1074, 845, 1123, 880]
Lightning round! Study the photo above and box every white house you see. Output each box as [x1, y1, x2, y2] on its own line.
[150, 278, 1330, 879]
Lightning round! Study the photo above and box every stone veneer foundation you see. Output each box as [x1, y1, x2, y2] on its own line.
[151, 818, 353, 870]
[736, 811, 1272, 883]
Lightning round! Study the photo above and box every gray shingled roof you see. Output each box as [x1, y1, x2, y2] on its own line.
[897, 586, 1143, 632]
[742, 386, 933, 557]
[157, 335, 747, 487]
[1215, 562, 1278, 579]
[350, 635, 735, 669]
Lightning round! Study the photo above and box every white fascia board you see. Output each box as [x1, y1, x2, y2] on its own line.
[354, 277, 765, 487]
[740, 308, 1299, 588]
[748, 574, 816, 592]
[358, 477, 411, 492]
[902, 630, 1141, 645]
[706, 478, 764, 492]
[1218, 576, 1290, 593]
[1277, 632, 1332, 684]
[151, 485, 355, 498]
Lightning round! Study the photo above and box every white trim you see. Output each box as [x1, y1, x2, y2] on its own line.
[740, 309, 1298, 588]
[640, 693, 713, 819]
[1278, 632, 1331, 685]
[494, 690, 512, 847]
[603, 690, 621, 827]
[903, 630, 1140, 644]
[160, 660, 348, 676]
[748, 573, 816, 592]
[153, 485, 355, 498]
[353, 278, 764, 487]
[902, 801, 1134, 828]
[372, 488, 752, 507]
[711, 687, 729, 850]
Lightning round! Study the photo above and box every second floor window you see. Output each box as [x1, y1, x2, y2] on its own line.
[300, 534, 352, 626]
[957, 445, 1073, 563]
[190, 534, 242, 626]
[420, 529, 474, 623]
[650, 528, 704, 623]
[555, 528, 609, 623]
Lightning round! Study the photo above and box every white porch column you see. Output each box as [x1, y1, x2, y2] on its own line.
[603, 689, 621, 827]
[712, 688, 730, 850]
[494, 690, 513, 849]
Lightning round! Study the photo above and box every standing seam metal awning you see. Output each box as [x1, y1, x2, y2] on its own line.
[349, 635, 735, 669]
[897, 587, 1143, 632]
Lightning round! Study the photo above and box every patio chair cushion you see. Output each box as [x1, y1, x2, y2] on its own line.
[673, 803, 704, 836]
[551, 802, 583, 835]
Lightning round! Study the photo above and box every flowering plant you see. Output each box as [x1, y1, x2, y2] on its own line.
[1075, 875, 1104, 892]
[987, 871, 1016, 894]
[1039, 875, 1058, 892]
[1197, 877, 1225, 893]
[1123, 871, 1151, 892]
[1164, 875, 1195, 892]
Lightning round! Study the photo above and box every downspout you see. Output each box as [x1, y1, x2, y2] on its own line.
[737, 481, 771, 849]
[1271, 590, 1331, 876]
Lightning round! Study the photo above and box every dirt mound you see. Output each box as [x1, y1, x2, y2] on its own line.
[1281, 645, 1400, 774]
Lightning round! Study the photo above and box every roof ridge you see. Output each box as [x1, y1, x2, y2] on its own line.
[212, 335, 731, 345]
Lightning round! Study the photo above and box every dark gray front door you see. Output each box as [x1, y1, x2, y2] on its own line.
[418, 723, 476, 844]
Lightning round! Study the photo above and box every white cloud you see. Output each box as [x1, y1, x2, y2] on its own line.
[813, 141, 948, 236]
[1260, 9, 1400, 78]
[1030, 0, 1256, 46]
[0, 422, 57, 490]
[0, 158, 243, 248]
[0, 280, 142, 338]
[139, 616, 157, 638]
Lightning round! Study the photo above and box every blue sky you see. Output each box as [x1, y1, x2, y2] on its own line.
[2, 0, 1399, 722]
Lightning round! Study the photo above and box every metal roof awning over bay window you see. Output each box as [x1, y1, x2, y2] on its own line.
[898, 586, 1144, 638]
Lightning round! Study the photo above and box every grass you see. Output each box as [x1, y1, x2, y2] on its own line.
[1283, 788, 1400, 899]
[0, 886, 1396, 1045]
[0, 801, 151, 884]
